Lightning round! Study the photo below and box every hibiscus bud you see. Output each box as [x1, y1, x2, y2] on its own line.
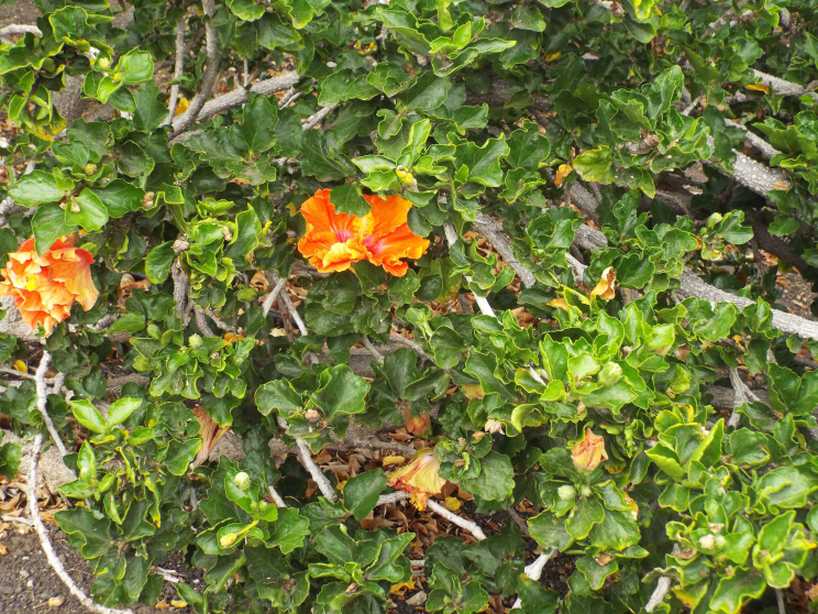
[698, 534, 716, 550]
[233, 471, 251, 490]
[598, 362, 623, 386]
[219, 531, 239, 548]
[388, 450, 446, 510]
[571, 428, 608, 472]
[557, 484, 576, 501]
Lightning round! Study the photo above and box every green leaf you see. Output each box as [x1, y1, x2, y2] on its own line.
[565, 497, 605, 540]
[116, 50, 154, 85]
[145, 241, 175, 284]
[455, 136, 510, 187]
[329, 184, 370, 216]
[756, 467, 818, 510]
[255, 379, 302, 416]
[457, 451, 515, 502]
[709, 570, 766, 613]
[32, 205, 75, 254]
[572, 146, 614, 184]
[70, 399, 108, 434]
[166, 438, 202, 476]
[65, 188, 109, 231]
[95, 180, 143, 218]
[318, 70, 379, 105]
[107, 397, 142, 426]
[242, 95, 278, 153]
[343, 469, 387, 521]
[227, 0, 266, 20]
[9, 170, 72, 206]
[309, 365, 370, 419]
[268, 508, 311, 554]
[529, 511, 573, 550]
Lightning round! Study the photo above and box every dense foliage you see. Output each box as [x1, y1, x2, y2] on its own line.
[3, 0, 818, 612]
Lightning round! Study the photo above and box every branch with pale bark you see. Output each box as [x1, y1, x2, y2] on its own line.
[170, 0, 220, 136]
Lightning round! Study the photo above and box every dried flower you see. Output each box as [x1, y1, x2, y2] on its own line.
[0, 236, 98, 336]
[388, 450, 446, 510]
[590, 266, 616, 301]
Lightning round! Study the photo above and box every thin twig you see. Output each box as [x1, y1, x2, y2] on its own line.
[473, 214, 536, 288]
[511, 550, 557, 609]
[170, 72, 300, 136]
[376, 491, 410, 507]
[426, 499, 487, 540]
[776, 588, 787, 614]
[571, 216, 818, 342]
[193, 306, 216, 337]
[268, 484, 287, 508]
[261, 278, 286, 317]
[389, 331, 433, 362]
[302, 104, 338, 130]
[0, 24, 43, 39]
[293, 433, 337, 502]
[171, 0, 220, 136]
[271, 273, 307, 336]
[362, 337, 384, 362]
[154, 567, 184, 584]
[204, 308, 234, 332]
[171, 260, 190, 326]
[34, 351, 68, 460]
[443, 223, 495, 317]
[645, 575, 672, 612]
[27, 434, 133, 614]
[727, 367, 761, 427]
[164, 14, 187, 127]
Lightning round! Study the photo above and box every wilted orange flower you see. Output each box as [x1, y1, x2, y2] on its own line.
[590, 266, 616, 301]
[571, 428, 608, 472]
[0, 236, 98, 336]
[388, 450, 446, 510]
[297, 188, 429, 277]
[191, 405, 228, 468]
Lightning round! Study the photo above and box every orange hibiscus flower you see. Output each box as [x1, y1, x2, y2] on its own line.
[297, 188, 429, 277]
[0, 236, 99, 336]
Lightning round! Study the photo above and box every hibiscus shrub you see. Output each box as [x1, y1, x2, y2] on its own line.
[3, 0, 818, 613]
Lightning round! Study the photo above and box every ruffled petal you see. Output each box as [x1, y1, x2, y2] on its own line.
[0, 235, 98, 336]
[363, 224, 430, 277]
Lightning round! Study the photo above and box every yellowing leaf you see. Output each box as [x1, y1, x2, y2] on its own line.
[382, 455, 406, 467]
[544, 51, 561, 62]
[13, 359, 27, 373]
[462, 383, 485, 400]
[171, 600, 188, 609]
[745, 83, 770, 94]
